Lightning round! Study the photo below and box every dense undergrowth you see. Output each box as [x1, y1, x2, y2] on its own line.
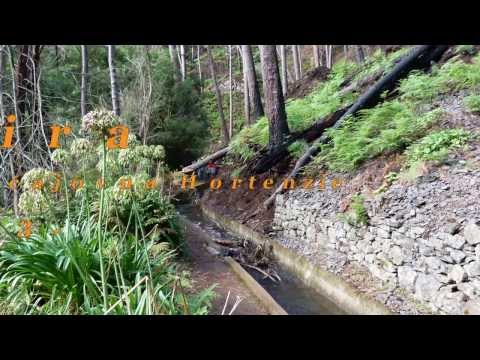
[229, 48, 413, 162]
[229, 47, 480, 178]
[0, 110, 214, 315]
[316, 50, 480, 173]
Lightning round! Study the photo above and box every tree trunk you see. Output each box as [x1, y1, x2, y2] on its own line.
[279, 45, 288, 97]
[182, 146, 231, 173]
[313, 45, 320, 68]
[325, 45, 333, 69]
[197, 45, 202, 83]
[107, 45, 120, 116]
[292, 45, 301, 81]
[228, 45, 233, 138]
[356, 45, 365, 63]
[241, 45, 264, 122]
[240, 47, 251, 125]
[80, 45, 88, 117]
[180, 45, 186, 81]
[259, 45, 290, 153]
[0, 46, 4, 125]
[207, 45, 230, 145]
[169, 45, 182, 82]
[140, 46, 153, 144]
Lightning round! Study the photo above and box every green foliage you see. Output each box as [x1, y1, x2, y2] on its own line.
[464, 94, 480, 113]
[288, 140, 309, 159]
[314, 53, 480, 172]
[0, 219, 213, 315]
[352, 47, 411, 82]
[317, 101, 443, 171]
[338, 194, 369, 226]
[230, 59, 359, 161]
[0, 106, 215, 315]
[405, 129, 471, 166]
[399, 54, 480, 103]
[131, 50, 210, 170]
[456, 45, 477, 56]
[350, 195, 369, 225]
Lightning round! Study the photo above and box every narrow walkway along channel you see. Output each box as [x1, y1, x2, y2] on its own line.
[177, 204, 346, 315]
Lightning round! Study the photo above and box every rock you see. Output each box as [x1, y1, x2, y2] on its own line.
[463, 300, 480, 315]
[365, 253, 376, 264]
[419, 244, 434, 256]
[441, 255, 455, 264]
[429, 237, 444, 251]
[424, 256, 446, 273]
[435, 289, 467, 314]
[389, 245, 404, 266]
[444, 234, 466, 250]
[449, 249, 466, 264]
[443, 221, 461, 235]
[415, 274, 442, 301]
[306, 226, 316, 242]
[476, 245, 480, 259]
[464, 261, 480, 277]
[458, 282, 476, 298]
[398, 266, 418, 292]
[464, 221, 480, 245]
[448, 265, 468, 283]
[376, 227, 391, 239]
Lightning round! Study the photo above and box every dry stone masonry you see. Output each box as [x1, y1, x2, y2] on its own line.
[272, 160, 480, 314]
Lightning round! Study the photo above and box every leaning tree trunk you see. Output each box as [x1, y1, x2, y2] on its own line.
[259, 45, 290, 153]
[292, 45, 301, 81]
[80, 45, 88, 117]
[263, 45, 449, 207]
[279, 45, 288, 97]
[107, 45, 120, 116]
[207, 45, 230, 145]
[241, 45, 264, 122]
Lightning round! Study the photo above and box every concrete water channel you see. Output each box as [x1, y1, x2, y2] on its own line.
[177, 203, 346, 315]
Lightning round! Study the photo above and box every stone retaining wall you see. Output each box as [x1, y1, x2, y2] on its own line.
[272, 164, 480, 314]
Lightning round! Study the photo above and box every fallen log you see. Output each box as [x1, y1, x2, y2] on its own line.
[250, 107, 349, 174]
[264, 45, 449, 208]
[182, 146, 231, 174]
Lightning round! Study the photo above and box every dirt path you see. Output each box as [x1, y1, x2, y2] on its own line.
[179, 216, 268, 315]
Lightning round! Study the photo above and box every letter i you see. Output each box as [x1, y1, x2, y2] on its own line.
[2, 114, 16, 149]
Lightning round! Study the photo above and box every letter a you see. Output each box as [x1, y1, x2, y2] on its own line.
[107, 126, 129, 149]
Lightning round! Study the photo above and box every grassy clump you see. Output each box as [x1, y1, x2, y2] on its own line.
[316, 101, 443, 171]
[288, 140, 309, 159]
[405, 129, 472, 166]
[350, 195, 369, 225]
[338, 194, 369, 226]
[464, 94, 480, 113]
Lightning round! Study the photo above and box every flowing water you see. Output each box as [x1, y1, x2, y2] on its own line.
[177, 203, 346, 315]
